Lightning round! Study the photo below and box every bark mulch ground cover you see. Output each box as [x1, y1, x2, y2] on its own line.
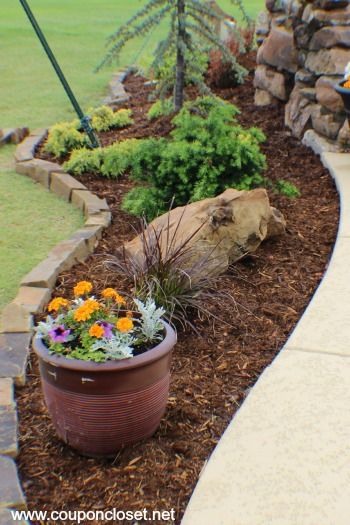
[17, 53, 339, 524]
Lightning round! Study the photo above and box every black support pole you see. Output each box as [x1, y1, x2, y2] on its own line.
[19, 0, 100, 148]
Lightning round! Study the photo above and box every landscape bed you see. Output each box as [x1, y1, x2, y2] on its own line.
[17, 54, 339, 524]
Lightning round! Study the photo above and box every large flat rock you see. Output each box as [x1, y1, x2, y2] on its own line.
[124, 188, 286, 276]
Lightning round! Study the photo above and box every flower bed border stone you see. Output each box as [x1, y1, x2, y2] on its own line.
[102, 68, 133, 106]
[0, 129, 112, 517]
[0, 128, 29, 148]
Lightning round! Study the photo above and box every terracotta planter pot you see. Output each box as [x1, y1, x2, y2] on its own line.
[335, 81, 350, 124]
[33, 321, 176, 457]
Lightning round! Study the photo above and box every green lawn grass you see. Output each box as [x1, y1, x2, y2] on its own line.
[0, 0, 264, 128]
[0, 146, 82, 311]
[0, 0, 264, 311]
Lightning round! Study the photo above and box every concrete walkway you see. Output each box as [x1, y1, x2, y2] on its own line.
[181, 153, 350, 525]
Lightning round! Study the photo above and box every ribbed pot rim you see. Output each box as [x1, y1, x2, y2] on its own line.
[335, 81, 350, 96]
[33, 320, 176, 372]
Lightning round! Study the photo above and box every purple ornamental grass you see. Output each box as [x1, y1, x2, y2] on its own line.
[49, 325, 71, 343]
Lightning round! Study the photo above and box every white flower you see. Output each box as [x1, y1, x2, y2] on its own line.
[72, 297, 90, 308]
[134, 298, 165, 342]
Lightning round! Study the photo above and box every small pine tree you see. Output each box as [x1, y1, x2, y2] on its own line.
[98, 0, 251, 111]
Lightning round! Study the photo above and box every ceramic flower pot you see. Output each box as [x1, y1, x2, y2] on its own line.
[33, 320, 176, 457]
[335, 81, 350, 124]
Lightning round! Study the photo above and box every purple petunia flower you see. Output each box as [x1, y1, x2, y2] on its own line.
[99, 321, 114, 339]
[49, 325, 71, 343]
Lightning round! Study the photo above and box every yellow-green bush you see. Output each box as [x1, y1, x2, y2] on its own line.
[90, 106, 133, 132]
[44, 106, 133, 159]
[64, 139, 140, 178]
[44, 121, 87, 159]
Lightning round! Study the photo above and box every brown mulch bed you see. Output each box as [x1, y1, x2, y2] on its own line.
[17, 53, 339, 525]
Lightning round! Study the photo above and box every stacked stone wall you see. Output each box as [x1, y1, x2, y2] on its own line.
[255, 0, 350, 150]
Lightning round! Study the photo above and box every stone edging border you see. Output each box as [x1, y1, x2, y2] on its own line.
[0, 128, 29, 147]
[102, 68, 132, 106]
[181, 152, 350, 525]
[0, 129, 112, 519]
[102, 66, 152, 107]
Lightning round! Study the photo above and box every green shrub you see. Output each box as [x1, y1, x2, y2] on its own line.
[147, 99, 174, 120]
[63, 148, 103, 176]
[127, 138, 167, 180]
[121, 186, 166, 219]
[63, 96, 267, 219]
[111, 108, 133, 128]
[90, 106, 133, 132]
[124, 96, 267, 219]
[44, 107, 133, 159]
[64, 139, 140, 178]
[44, 121, 87, 159]
[275, 180, 301, 198]
[101, 139, 140, 177]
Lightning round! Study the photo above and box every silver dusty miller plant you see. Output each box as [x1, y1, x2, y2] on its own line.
[91, 333, 135, 360]
[134, 298, 166, 342]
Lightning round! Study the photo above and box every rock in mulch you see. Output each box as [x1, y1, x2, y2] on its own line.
[125, 188, 286, 275]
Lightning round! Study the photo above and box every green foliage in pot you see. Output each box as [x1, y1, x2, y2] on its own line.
[35, 280, 166, 363]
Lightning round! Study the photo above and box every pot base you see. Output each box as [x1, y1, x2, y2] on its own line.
[42, 373, 170, 457]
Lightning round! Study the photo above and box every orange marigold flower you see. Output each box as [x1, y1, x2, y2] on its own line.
[344, 79, 350, 89]
[102, 288, 118, 299]
[89, 324, 104, 338]
[84, 299, 100, 315]
[114, 293, 126, 306]
[74, 281, 93, 296]
[48, 297, 69, 312]
[116, 317, 134, 333]
[74, 299, 100, 322]
[74, 305, 92, 322]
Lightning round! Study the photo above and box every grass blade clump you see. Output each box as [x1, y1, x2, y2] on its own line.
[106, 210, 236, 330]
